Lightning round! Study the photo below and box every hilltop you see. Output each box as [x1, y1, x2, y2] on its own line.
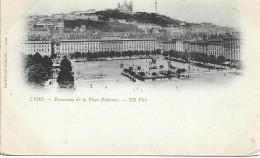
[96, 9, 189, 27]
[63, 9, 192, 32]
[62, 9, 232, 33]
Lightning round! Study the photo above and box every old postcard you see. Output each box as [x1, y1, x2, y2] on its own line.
[1, 0, 260, 156]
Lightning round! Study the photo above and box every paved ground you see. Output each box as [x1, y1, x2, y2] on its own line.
[66, 56, 240, 91]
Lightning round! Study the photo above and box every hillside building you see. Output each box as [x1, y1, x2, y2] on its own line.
[117, 0, 133, 14]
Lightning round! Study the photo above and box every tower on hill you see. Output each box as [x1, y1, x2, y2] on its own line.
[117, 0, 133, 14]
[155, 0, 158, 14]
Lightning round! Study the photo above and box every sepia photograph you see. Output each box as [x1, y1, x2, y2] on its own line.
[21, 0, 242, 91]
[1, 0, 260, 156]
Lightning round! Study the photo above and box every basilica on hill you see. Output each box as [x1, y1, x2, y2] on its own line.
[117, 0, 133, 14]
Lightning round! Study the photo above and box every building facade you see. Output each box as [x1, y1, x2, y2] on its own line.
[207, 40, 225, 57]
[158, 41, 175, 52]
[176, 40, 184, 52]
[100, 40, 121, 52]
[197, 42, 208, 54]
[184, 38, 241, 61]
[54, 43, 61, 54]
[190, 42, 199, 53]
[224, 38, 241, 61]
[60, 38, 157, 54]
[60, 39, 101, 54]
[121, 39, 157, 52]
[23, 41, 53, 56]
[183, 41, 191, 52]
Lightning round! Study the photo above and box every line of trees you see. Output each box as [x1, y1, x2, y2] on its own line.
[24, 52, 53, 87]
[163, 51, 189, 61]
[71, 49, 162, 59]
[72, 49, 225, 66]
[162, 50, 226, 65]
[190, 52, 225, 65]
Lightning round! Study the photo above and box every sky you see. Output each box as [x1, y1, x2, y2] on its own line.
[27, 0, 241, 27]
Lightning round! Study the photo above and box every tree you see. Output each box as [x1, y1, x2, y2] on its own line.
[125, 51, 133, 57]
[115, 52, 121, 57]
[123, 68, 129, 73]
[42, 56, 53, 78]
[145, 51, 150, 57]
[139, 72, 145, 77]
[109, 51, 116, 58]
[25, 54, 34, 69]
[129, 67, 134, 72]
[170, 51, 179, 58]
[133, 50, 139, 56]
[154, 49, 161, 55]
[60, 56, 72, 72]
[166, 70, 172, 77]
[50, 53, 57, 59]
[57, 70, 74, 89]
[217, 56, 226, 65]
[57, 57, 74, 89]
[82, 52, 87, 58]
[73, 52, 82, 59]
[176, 68, 186, 78]
[190, 52, 197, 61]
[163, 51, 169, 57]
[208, 55, 217, 64]
[98, 15, 110, 22]
[152, 72, 158, 78]
[181, 52, 188, 61]
[27, 64, 49, 87]
[159, 65, 164, 70]
[32, 52, 43, 63]
[86, 52, 92, 59]
[199, 53, 208, 63]
[137, 66, 142, 71]
[25, 53, 52, 87]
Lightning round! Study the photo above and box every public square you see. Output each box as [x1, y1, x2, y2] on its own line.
[67, 56, 240, 91]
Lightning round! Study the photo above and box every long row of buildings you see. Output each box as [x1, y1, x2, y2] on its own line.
[23, 36, 241, 61]
[160, 37, 241, 60]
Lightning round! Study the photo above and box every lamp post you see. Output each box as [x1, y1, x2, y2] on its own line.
[187, 49, 191, 78]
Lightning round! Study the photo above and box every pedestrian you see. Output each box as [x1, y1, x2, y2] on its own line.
[90, 84, 92, 88]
